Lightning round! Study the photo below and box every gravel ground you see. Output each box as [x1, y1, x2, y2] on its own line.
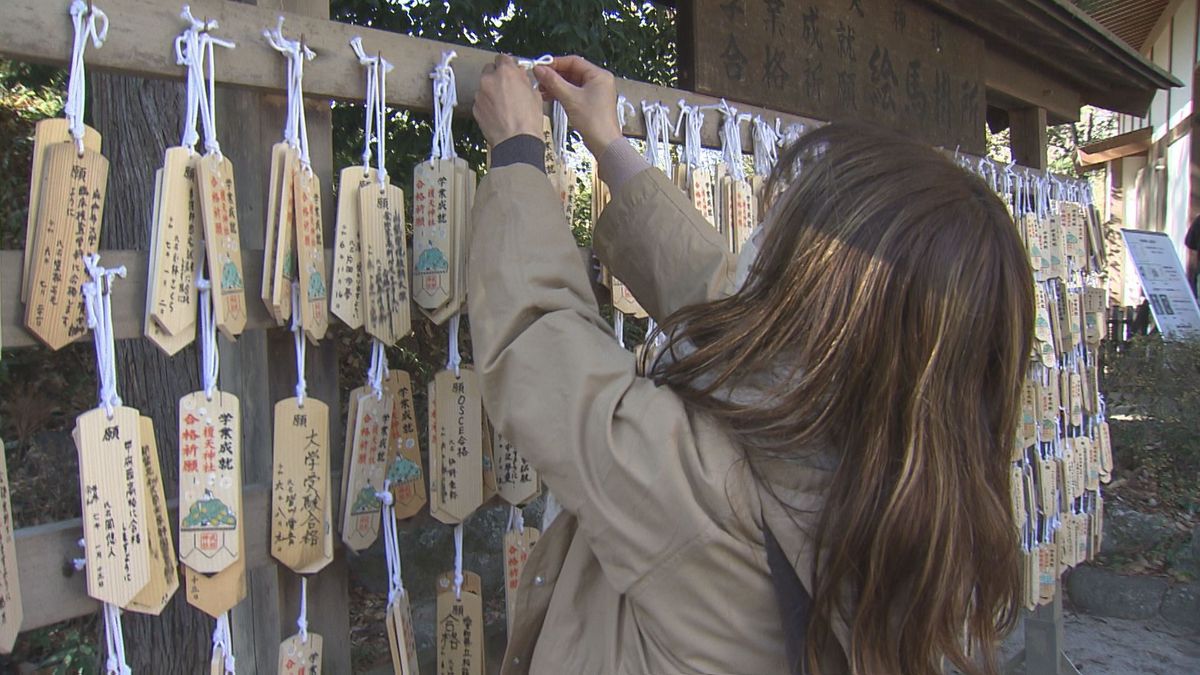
[999, 610, 1200, 674]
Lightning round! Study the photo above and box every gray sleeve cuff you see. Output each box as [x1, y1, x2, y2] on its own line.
[491, 134, 546, 173]
[597, 138, 651, 192]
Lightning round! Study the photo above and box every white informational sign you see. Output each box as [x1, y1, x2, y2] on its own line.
[1121, 229, 1200, 339]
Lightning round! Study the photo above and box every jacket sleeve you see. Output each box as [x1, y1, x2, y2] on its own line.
[468, 164, 740, 593]
[594, 166, 738, 323]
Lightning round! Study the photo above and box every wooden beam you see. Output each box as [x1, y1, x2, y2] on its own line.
[985, 50, 1082, 123]
[1011, 106, 1049, 171]
[1077, 127, 1152, 167]
[0, 0, 816, 152]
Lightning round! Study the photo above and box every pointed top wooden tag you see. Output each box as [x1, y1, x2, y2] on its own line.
[197, 153, 247, 339]
[75, 406, 151, 608]
[412, 160, 454, 313]
[262, 143, 290, 322]
[0, 437, 22, 654]
[271, 397, 332, 574]
[294, 168, 329, 342]
[126, 416, 179, 615]
[178, 391, 242, 574]
[148, 147, 202, 338]
[436, 570, 483, 675]
[25, 142, 108, 350]
[360, 181, 411, 345]
[689, 168, 716, 227]
[494, 430, 540, 506]
[429, 367, 483, 524]
[341, 390, 393, 551]
[331, 166, 375, 329]
[144, 166, 196, 356]
[503, 526, 539, 634]
[384, 371, 426, 520]
[481, 418, 498, 505]
[278, 631, 323, 675]
[184, 544, 246, 618]
[270, 151, 301, 324]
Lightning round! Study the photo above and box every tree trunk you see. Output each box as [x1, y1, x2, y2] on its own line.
[91, 72, 211, 673]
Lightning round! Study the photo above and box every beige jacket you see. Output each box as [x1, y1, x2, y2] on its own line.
[468, 162, 850, 675]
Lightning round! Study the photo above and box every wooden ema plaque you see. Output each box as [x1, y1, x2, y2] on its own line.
[185, 522, 247, 618]
[435, 571, 483, 675]
[294, 168, 329, 342]
[428, 368, 483, 524]
[127, 416, 179, 616]
[330, 166, 375, 329]
[340, 390, 393, 551]
[384, 371, 426, 519]
[22, 119, 100, 303]
[25, 143, 108, 351]
[262, 143, 289, 323]
[360, 181, 412, 345]
[481, 420, 498, 504]
[74, 406, 151, 607]
[144, 165, 196, 356]
[147, 147, 201, 338]
[682, 0, 985, 152]
[196, 153, 247, 339]
[494, 431, 539, 506]
[690, 168, 717, 227]
[503, 527, 539, 634]
[611, 278, 647, 318]
[412, 160, 454, 313]
[270, 150, 301, 324]
[177, 391, 242, 574]
[278, 631, 323, 675]
[271, 397, 332, 573]
[0, 437, 22, 653]
[385, 591, 419, 675]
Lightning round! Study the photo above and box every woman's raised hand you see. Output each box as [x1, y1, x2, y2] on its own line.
[473, 54, 545, 149]
[533, 56, 623, 157]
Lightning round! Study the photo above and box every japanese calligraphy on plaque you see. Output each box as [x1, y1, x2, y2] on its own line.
[503, 526, 539, 633]
[384, 371, 427, 519]
[271, 397, 332, 573]
[494, 431, 539, 506]
[685, 0, 985, 152]
[178, 392, 242, 574]
[0, 440, 22, 653]
[436, 571, 483, 675]
[428, 368, 484, 524]
[127, 416, 179, 615]
[278, 632, 323, 675]
[197, 154, 247, 338]
[340, 390, 393, 551]
[294, 168, 329, 342]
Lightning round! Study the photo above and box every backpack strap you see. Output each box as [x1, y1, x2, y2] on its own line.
[765, 525, 812, 675]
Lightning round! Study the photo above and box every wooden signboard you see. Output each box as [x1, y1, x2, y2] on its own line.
[681, 0, 985, 152]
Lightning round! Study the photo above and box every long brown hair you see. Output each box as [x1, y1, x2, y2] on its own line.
[648, 122, 1033, 675]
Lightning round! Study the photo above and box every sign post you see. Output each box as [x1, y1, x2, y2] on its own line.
[1121, 229, 1200, 339]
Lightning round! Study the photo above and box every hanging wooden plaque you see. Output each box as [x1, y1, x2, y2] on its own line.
[384, 371, 426, 519]
[503, 527, 540, 633]
[331, 166, 375, 329]
[144, 167, 196, 356]
[360, 181, 411, 345]
[385, 592, 419, 675]
[75, 406, 151, 607]
[412, 160, 454, 312]
[270, 150, 301, 323]
[127, 416, 179, 615]
[435, 570, 483, 675]
[294, 168, 329, 342]
[278, 631, 323, 675]
[338, 387, 363, 530]
[148, 147, 201, 337]
[25, 143, 108, 350]
[184, 524, 247, 618]
[22, 120, 101, 303]
[427, 378, 443, 519]
[690, 168, 716, 227]
[481, 418, 498, 504]
[429, 368, 483, 524]
[197, 153, 247, 338]
[341, 390, 393, 551]
[271, 397, 332, 573]
[178, 391, 242, 574]
[0, 437, 22, 654]
[494, 431, 540, 506]
[732, 179, 755, 251]
[262, 143, 289, 322]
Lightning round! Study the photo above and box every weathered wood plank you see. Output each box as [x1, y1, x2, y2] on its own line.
[0, 0, 815, 151]
[1010, 106, 1049, 171]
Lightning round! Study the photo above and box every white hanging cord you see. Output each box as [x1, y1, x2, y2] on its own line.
[367, 338, 387, 399]
[350, 37, 393, 186]
[552, 100, 569, 163]
[717, 100, 751, 181]
[446, 313, 462, 376]
[430, 51, 458, 161]
[103, 602, 131, 675]
[506, 504, 525, 534]
[297, 576, 310, 643]
[83, 254, 126, 418]
[376, 484, 405, 604]
[453, 522, 464, 600]
[373, 52, 391, 185]
[211, 612, 235, 674]
[673, 101, 707, 169]
[198, 24, 233, 157]
[290, 281, 307, 405]
[752, 115, 782, 177]
[65, 0, 108, 155]
[616, 95, 636, 130]
[264, 18, 315, 168]
[174, 7, 208, 152]
[614, 311, 625, 349]
[781, 122, 806, 146]
[516, 54, 554, 70]
[640, 101, 672, 174]
[196, 274, 220, 400]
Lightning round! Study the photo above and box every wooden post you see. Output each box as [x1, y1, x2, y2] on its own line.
[1006, 588, 1082, 675]
[1011, 106, 1049, 171]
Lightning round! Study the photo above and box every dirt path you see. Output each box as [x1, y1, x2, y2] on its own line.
[999, 611, 1200, 674]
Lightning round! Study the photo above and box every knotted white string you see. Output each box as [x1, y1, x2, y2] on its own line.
[350, 37, 394, 186]
[640, 101, 672, 174]
[551, 100, 568, 163]
[66, 0, 107, 155]
[616, 95, 636, 130]
[376, 484, 405, 604]
[211, 612, 235, 674]
[175, 7, 207, 152]
[290, 281, 307, 405]
[751, 115, 781, 177]
[717, 100, 750, 181]
[264, 18, 315, 169]
[446, 313, 462, 377]
[516, 54, 554, 70]
[196, 275, 220, 400]
[673, 101, 706, 169]
[430, 51, 458, 161]
[298, 576, 309, 643]
[453, 522, 464, 600]
[103, 602, 131, 675]
[781, 122, 806, 146]
[367, 338, 387, 399]
[83, 254, 125, 418]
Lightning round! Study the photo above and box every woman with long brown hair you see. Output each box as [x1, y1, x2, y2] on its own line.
[469, 53, 1034, 675]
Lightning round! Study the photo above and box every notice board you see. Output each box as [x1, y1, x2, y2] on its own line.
[680, 0, 986, 153]
[1121, 229, 1200, 339]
